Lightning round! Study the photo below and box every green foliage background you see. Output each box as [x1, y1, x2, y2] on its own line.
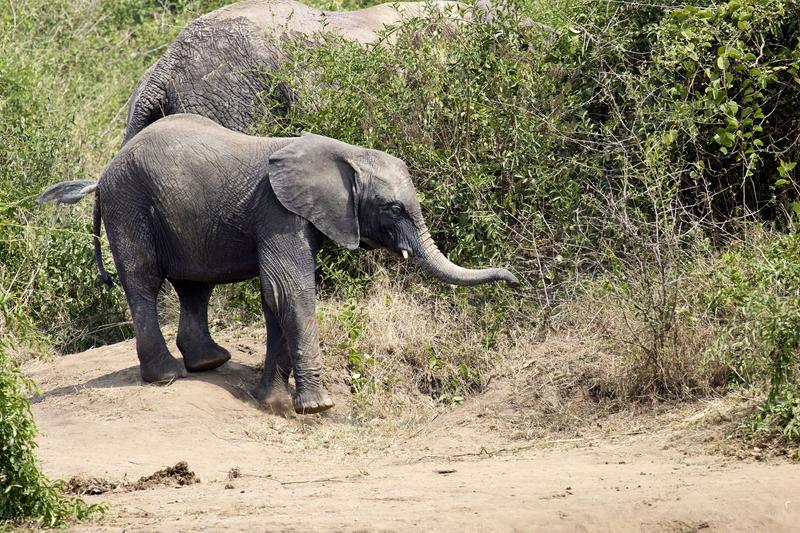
[3, 3, 800, 518]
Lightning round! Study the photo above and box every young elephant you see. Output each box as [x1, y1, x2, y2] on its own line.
[39, 114, 518, 414]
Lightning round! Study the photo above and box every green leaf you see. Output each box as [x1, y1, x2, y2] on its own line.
[791, 201, 800, 220]
[714, 128, 735, 148]
[778, 160, 797, 179]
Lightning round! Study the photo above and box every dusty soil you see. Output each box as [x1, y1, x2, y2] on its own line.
[26, 335, 800, 532]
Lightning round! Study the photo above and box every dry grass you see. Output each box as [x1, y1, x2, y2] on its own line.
[316, 277, 497, 420]
[552, 259, 725, 404]
[314, 277, 620, 438]
[17, 269, 752, 464]
[148, 264, 738, 446]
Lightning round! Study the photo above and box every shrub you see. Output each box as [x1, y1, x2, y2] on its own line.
[0, 0, 230, 350]
[554, 225, 721, 402]
[706, 229, 800, 445]
[255, 1, 564, 290]
[565, 226, 800, 443]
[255, 0, 800, 292]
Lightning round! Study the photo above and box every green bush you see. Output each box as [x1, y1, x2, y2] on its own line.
[257, 1, 563, 290]
[0, 54, 129, 351]
[0, 341, 102, 526]
[0, 0, 231, 350]
[254, 1, 797, 294]
[706, 230, 800, 444]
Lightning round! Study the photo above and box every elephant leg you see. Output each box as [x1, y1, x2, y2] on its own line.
[128, 291, 186, 383]
[272, 286, 333, 414]
[252, 303, 292, 407]
[258, 252, 333, 414]
[119, 273, 186, 383]
[106, 213, 185, 383]
[173, 280, 230, 372]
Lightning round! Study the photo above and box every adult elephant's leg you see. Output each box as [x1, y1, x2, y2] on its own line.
[173, 280, 230, 372]
[252, 303, 292, 407]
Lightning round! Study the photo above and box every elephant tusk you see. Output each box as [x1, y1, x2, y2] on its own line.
[401, 250, 409, 260]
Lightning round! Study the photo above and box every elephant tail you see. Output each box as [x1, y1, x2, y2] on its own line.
[37, 179, 97, 205]
[93, 198, 113, 288]
[37, 180, 114, 288]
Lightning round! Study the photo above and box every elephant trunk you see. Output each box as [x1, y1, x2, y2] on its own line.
[411, 224, 518, 287]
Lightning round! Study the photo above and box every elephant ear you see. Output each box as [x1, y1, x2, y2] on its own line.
[268, 133, 361, 250]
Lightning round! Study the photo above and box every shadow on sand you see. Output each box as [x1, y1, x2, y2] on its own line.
[31, 357, 264, 407]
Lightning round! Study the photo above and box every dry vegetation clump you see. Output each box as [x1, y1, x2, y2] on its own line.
[309, 275, 608, 437]
[316, 277, 498, 420]
[313, 280, 666, 441]
[554, 265, 723, 404]
[65, 476, 119, 496]
[130, 461, 200, 490]
[64, 462, 200, 497]
[295, 261, 759, 443]
[470, 333, 616, 440]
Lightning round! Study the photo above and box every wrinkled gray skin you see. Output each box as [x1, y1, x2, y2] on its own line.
[40, 114, 518, 414]
[123, 0, 482, 145]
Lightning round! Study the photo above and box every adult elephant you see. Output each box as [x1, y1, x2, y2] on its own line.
[123, 0, 476, 144]
[39, 114, 518, 413]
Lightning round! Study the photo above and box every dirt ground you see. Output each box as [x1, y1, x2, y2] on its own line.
[25, 335, 800, 532]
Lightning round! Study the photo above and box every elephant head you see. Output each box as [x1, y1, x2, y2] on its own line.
[268, 133, 518, 287]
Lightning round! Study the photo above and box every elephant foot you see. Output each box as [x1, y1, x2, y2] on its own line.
[139, 353, 187, 383]
[179, 340, 231, 372]
[293, 385, 334, 414]
[252, 380, 293, 413]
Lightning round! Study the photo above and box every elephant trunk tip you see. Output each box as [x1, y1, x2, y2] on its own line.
[495, 268, 520, 288]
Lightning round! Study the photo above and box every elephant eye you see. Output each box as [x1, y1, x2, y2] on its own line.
[389, 204, 403, 215]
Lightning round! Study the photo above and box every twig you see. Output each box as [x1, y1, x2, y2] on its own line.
[242, 472, 362, 486]
[208, 429, 253, 443]
[410, 431, 646, 463]
[279, 476, 355, 486]
[8, 0, 16, 29]
[403, 411, 442, 441]
[410, 444, 535, 463]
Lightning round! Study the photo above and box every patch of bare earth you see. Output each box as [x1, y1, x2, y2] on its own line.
[25, 333, 800, 532]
